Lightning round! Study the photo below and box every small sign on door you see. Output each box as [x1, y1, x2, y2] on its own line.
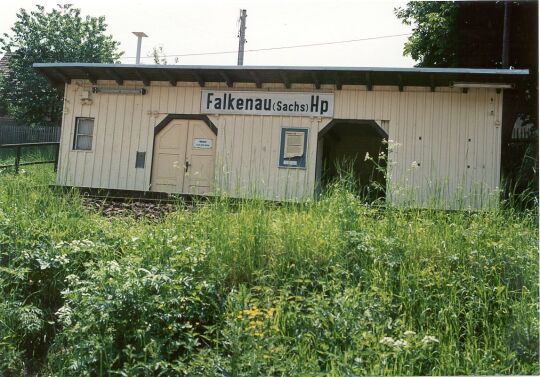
[193, 138, 213, 149]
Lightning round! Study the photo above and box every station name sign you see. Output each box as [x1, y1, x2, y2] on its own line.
[201, 90, 334, 117]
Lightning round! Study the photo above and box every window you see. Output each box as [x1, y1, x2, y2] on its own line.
[73, 117, 94, 150]
[135, 151, 146, 168]
[279, 128, 308, 168]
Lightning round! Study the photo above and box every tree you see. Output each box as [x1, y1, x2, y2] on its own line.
[0, 4, 122, 126]
[395, 2, 538, 70]
[395, 1, 538, 194]
[395, 2, 459, 67]
[149, 45, 179, 65]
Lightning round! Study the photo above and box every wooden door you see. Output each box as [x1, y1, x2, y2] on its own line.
[151, 119, 216, 194]
[184, 120, 217, 194]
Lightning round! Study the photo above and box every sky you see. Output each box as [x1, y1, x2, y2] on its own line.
[0, 0, 416, 67]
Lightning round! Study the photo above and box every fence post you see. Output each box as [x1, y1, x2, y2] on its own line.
[54, 143, 60, 172]
[14, 145, 21, 174]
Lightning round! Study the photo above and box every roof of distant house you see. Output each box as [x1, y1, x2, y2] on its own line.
[0, 52, 12, 75]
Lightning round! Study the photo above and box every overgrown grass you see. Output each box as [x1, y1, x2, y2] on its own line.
[0, 166, 538, 375]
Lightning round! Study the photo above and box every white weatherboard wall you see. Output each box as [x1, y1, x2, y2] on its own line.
[57, 80, 503, 208]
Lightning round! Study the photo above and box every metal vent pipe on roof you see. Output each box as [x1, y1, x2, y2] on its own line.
[132, 32, 148, 64]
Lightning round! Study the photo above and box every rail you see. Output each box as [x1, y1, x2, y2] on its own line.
[0, 142, 60, 173]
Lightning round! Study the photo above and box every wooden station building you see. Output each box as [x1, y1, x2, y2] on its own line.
[34, 63, 528, 208]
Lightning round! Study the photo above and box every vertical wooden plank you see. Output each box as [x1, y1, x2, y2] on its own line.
[261, 114, 273, 198]
[446, 92, 460, 205]
[472, 89, 483, 207]
[100, 94, 119, 188]
[143, 86, 166, 189]
[349, 88, 359, 119]
[406, 92, 416, 201]
[175, 87, 186, 113]
[227, 115, 241, 195]
[483, 89, 498, 206]
[458, 89, 469, 201]
[135, 86, 154, 190]
[365, 90, 375, 120]
[387, 91, 399, 203]
[417, 91, 429, 204]
[431, 91, 443, 202]
[494, 90, 503, 190]
[334, 90, 344, 117]
[268, 116, 281, 200]
[90, 89, 107, 187]
[463, 89, 476, 207]
[374, 90, 385, 120]
[187, 86, 197, 114]
[167, 86, 177, 113]
[191, 86, 201, 113]
[249, 115, 264, 197]
[107, 92, 127, 189]
[393, 90, 405, 199]
[126, 91, 143, 189]
[82, 90, 99, 188]
[240, 115, 254, 195]
[218, 115, 228, 194]
[118, 94, 135, 189]
[305, 117, 323, 198]
[57, 84, 77, 186]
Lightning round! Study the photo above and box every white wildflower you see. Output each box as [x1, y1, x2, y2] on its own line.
[394, 339, 409, 349]
[403, 330, 416, 337]
[421, 335, 439, 346]
[55, 254, 69, 265]
[379, 336, 395, 347]
[108, 260, 120, 272]
[56, 305, 73, 326]
[364, 152, 371, 161]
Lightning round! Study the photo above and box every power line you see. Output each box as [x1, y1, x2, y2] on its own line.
[120, 33, 411, 61]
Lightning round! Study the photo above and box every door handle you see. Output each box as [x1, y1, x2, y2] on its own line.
[185, 160, 191, 172]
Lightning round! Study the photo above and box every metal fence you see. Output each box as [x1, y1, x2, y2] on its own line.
[0, 123, 61, 144]
[0, 142, 60, 173]
[511, 126, 535, 142]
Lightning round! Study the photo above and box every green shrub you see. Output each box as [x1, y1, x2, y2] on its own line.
[47, 254, 221, 375]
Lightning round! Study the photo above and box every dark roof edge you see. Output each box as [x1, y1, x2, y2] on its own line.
[33, 63, 529, 76]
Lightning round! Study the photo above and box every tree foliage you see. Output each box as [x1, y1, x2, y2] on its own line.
[395, 2, 459, 67]
[149, 45, 179, 65]
[395, 2, 538, 70]
[0, 4, 122, 126]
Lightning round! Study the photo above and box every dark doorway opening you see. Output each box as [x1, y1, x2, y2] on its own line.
[317, 120, 388, 200]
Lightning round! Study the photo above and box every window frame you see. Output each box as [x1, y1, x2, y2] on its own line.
[73, 117, 95, 151]
[278, 127, 309, 169]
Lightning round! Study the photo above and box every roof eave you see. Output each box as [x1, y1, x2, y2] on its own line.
[32, 63, 530, 89]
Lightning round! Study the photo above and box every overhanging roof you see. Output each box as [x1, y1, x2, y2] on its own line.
[33, 63, 529, 90]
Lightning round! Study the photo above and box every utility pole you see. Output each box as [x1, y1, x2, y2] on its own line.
[502, 2, 510, 68]
[132, 32, 148, 64]
[237, 9, 247, 65]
